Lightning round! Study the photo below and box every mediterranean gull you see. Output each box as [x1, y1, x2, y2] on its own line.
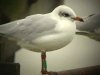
[0, 5, 83, 52]
[0, 5, 84, 74]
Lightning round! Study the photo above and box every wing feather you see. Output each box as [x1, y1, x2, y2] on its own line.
[0, 14, 57, 41]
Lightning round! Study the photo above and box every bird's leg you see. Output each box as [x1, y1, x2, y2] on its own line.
[41, 49, 48, 75]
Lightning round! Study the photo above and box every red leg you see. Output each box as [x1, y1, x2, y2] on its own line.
[41, 50, 48, 75]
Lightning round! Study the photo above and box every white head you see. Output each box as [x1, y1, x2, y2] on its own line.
[52, 5, 84, 22]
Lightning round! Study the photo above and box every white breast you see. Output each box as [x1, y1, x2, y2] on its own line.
[18, 18, 76, 52]
[28, 20, 76, 52]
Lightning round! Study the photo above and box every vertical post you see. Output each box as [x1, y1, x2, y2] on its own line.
[41, 50, 48, 75]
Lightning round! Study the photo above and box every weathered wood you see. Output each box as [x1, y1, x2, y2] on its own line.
[0, 36, 20, 62]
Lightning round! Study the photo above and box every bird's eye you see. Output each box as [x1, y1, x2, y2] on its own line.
[63, 13, 70, 17]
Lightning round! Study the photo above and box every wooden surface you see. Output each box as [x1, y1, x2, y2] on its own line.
[0, 63, 20, 75]
[0, 37, 20, 62]
[48, 65, 100, 75]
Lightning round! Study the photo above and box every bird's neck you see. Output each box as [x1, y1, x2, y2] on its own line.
[50, 12, 60, 21]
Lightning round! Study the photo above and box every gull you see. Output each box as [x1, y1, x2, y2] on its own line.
[0, 5, 83, 52]
[0, 5, 83, 74]
[76, 13, 100, 41]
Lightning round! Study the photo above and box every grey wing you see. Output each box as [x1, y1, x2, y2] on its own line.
[0, 14, 57, 41]
[76, 31, 100, 41]
[76, 13, 100, 41]
[76, 13, 100, 32]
